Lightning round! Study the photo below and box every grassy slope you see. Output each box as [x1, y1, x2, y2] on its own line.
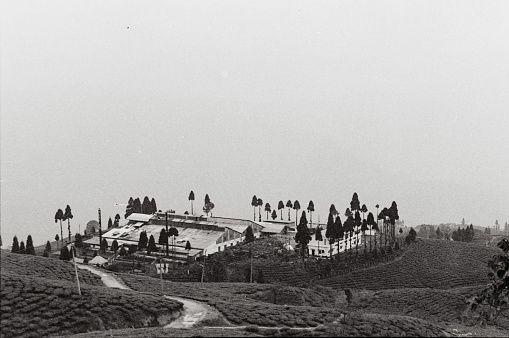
[1, 250, 103, 286]
[316, 239, 498, 290]
[0, 250, 184, 338]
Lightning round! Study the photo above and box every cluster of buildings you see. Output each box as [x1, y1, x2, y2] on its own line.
[83, 212, 369, 261]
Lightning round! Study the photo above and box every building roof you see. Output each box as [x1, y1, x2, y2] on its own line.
[127, 213, 154, 222]
[260, 224, 287, 234]
[89, 255, 108, 265]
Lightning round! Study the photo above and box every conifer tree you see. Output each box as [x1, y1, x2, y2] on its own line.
[132, 198, 142, 214]
[142, 196, 151, 214]
[25, 235, 36, 255]
[286, 200, 293, 221]
[315, 225, 323, 258]
[55, 208, 64, 248]
[361, 219, 368, 253]
[251, 195, 258, 221]
[271, 209, 277, 220]
[354, 211, 362, 256]
[59, 245, 70, 260]
[147, 235, 157, 253]
[108, 217, 113, 229]
[63, 205, 73, 242]
[138, 231, 148, 250]
[293, 200, 301, 227]
[158, 228, 167, 245]
[43, 240, 52, 257]
[325, 212, 336, 260]
[150, 198, 157, 214]
[257, 198, 263, 222]
[114, 214, 121, 227]
[295, 211, 311, 261]
[367, 212, 375, 253]
[335, 215, 344, 260]
[19, 241, 26, 254]
[307, 200, 315, 227]
[101, 238, 108, 253]
[112, 239, 119, 254]
[265, 203, 271, 220]
[245, 226, 255, 243]
[74, 233, 83, 248]
[11, 236, 20, 253]
[125, 197, 134, 218]
[278, 200, 284, 220]
[189, 191, 195, 215]
[350, 192, 360, 215]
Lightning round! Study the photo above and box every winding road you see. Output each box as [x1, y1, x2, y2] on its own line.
[76, 264, 210, 328]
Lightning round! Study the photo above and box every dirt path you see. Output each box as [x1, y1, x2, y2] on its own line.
[164, 296, 211, 328]
[76, 264, 211, 328]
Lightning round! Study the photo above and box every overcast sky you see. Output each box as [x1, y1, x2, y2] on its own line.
[1, 1, 508, 246]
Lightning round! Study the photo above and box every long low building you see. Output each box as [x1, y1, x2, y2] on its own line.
[84, 212, 293, 259]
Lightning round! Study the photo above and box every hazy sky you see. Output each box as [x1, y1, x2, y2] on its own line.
[1, 1, 508, 247]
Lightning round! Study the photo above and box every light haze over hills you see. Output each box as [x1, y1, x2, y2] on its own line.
[1, 1, 508, 246]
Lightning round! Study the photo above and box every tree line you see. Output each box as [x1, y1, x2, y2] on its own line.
[290, 192, 408, 262]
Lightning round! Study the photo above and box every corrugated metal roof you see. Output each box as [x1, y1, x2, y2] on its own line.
[127, 213, 154, 222]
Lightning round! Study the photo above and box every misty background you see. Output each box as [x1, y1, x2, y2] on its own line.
[1, 1, 508, 247]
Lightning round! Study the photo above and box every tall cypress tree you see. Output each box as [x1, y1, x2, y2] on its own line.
[43, 241, 52, 257]
[55, 208, 65, 248]
[147, 235, 157, 253]
[108, 217, 113, 229]
[158, 228, 167, 245]
[334, 215, 343, 260]
[150, 198, 157, 214]
[132, 198, 142, 214]
[315, 225, 323, 258]
[295, 211, 311, 261]
[245, 226, 255, 243]
[286, 200, 293, 221]
[25, 235, 36, 255]
[59, 245, 70, 260]
[11, 236, 20, 253]
[125, 197, 134, 218]
[325, 212, 336, 260]
[142, 196, 151, 214]
[19, 241, 26, 254]
[278, 201, 284, 220]
[293, 200, 301, 227]
[138, 231, 148, 250]
[63, 205, 73, 242]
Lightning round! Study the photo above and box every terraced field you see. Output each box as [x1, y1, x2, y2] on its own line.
[0, 272, 183, 338]
[317, 240, 497, 290]
[1, 251, 102, 286]
[343, 286, 480, 324]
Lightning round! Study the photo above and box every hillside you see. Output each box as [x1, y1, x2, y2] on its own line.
[316, 239, 498, 290]
[0, 250, 186, 338]
[1, 250, 102, 286]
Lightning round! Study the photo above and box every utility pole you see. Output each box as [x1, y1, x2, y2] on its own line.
[165, 212, 169, 257]
[71, 244, 81, 296]
[98, 209, 102, 253]
[201, 250, 206, 284]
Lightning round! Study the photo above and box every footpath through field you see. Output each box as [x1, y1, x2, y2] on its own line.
[76, 264, 210, 328]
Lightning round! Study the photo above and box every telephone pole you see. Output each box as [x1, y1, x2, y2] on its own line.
[165, 212, 169, 257]
[98, 208, 102, 252]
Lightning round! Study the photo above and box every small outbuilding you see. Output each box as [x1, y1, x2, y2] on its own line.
[88, 255, 108, 266]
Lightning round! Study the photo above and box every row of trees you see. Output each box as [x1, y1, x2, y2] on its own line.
[125, 197, 158, 218]
[291, 193, 402, 261]
[54, 205, 73, 247]
[188, 191, 215, 216]
[451, 225, 475, 242]
[251, 196, 316, 226]
[10, 235, 36, 255]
